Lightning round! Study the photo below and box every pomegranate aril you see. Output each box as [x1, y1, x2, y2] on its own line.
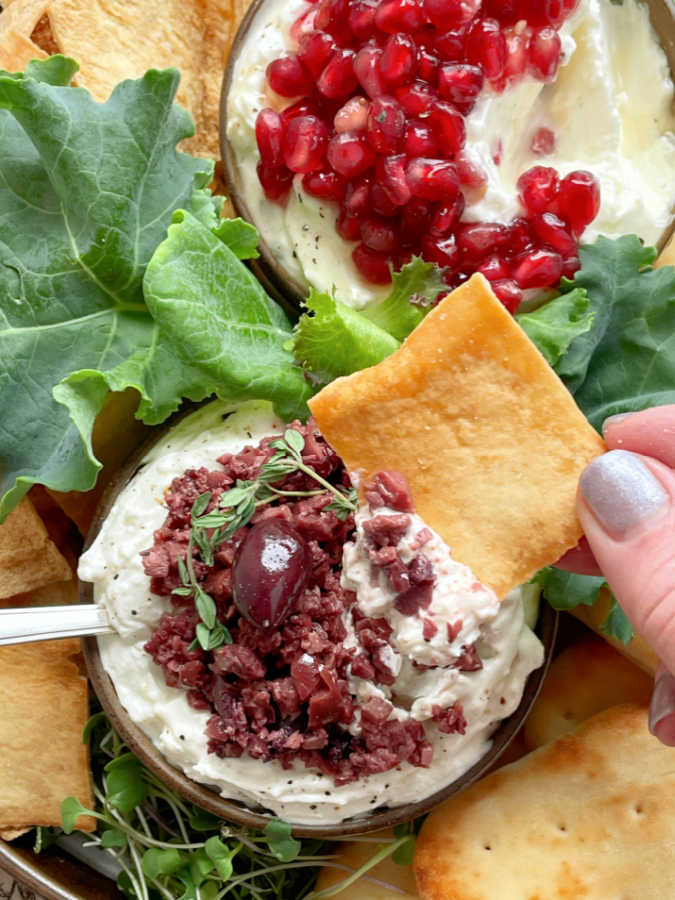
[428, 101, 466, 155]
[353, 243, 393, 283]
[556, 170, 600, 234]
[523, 0, 567, 28]
[366, 96, 406, 153]
[344, 175, 372, 214]
[508, 216, 535, 255]
[327, 131, 377, 177]
[348, 0, 378, 41]
[354, 44, 387, 98]
[407, 157, 460, 201]
[562, 254, 580, 279]
[532, 212, 577, 256]
[528, 27, 561, 81]
[482, 0, 525, 26]
[316, 0, 354, 44]
[491, 278, 523, 313]
[255, 108, 284, 168]
[456, 152, 487, 190]
[256, 162, 294, 202]
[423, 0, 481, 30]
[337, 207, 362, 240]
[401, 197, 432, 242]
[334, 96, 370, 133]
[458, 222, 509, 262]
[375, 0, 426, 34]
[266, 55, 313, 98]
[513, 248, 563, 289]
[379, 33, 418, 87]
[280, 99, 320, 126]
[283, 115, 329, 174]
[421, 233, 460, 268]
[517, 165, 559, 214]
[395, 80, 437, 115]
[531, 126, 556, 155]
[298, 31, 336, 78]
[290, 7, 319, 44]
[495, 26, 529, 91]
[434, 29, 467, 62]
[370, 181, 400, 216]
[302, 169, 347, 202]
[466, 18, 507, 81]
[360, 216, 400, 252]
[438, 63, 484, 114]
[417, 49, 441, 85]
[376, 154, 412, 206]
[478, 255, 510, 281]
[318, 48, 358, 98]
[429, 193, 465, 236]
[403, 119, 439, 157]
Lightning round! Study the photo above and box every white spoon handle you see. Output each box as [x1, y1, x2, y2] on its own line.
[0, 604, 113, 645]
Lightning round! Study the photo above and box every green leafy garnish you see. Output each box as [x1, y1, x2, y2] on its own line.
[263, 819, 302, 863]
[516, 288, 594, 366]
[361, 255, 447, 340]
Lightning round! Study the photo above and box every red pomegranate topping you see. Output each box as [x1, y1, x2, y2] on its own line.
[253, 0, 596, 302]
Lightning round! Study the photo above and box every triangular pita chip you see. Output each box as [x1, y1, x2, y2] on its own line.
[0, 496, 72, 599]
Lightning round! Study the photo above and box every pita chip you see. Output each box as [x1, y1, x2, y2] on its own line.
[310, 275, 605, 598]
[0, 638, 93, 831]
[415, 704, 675, 900]
[0, 28, 46, 70]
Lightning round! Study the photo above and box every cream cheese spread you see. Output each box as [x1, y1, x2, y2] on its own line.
[226, 0, 675, 308]
[79, 400, 543, 825]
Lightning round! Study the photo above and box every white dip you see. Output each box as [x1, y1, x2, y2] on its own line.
[80, 399, 543, 826]
[226, 0, 675, 308]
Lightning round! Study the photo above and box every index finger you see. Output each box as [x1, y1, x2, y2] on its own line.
[603, 406, 675, 468]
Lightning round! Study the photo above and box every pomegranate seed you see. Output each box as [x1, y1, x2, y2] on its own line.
[280, 99, 320, 127]
[266, 55, 313, 98]
[491, 278, 523, 313]
[417, 49, 441, 84]
[428, 101, 466, 156]
[256, 163, 294, 202]
[429, 194, 465, 236]
[556, 170, 601, 234]
[302, 169, 347, 202]
[403, 119, 439, 156]
[401, 197, 432, 242]
[316, 0, 354, 44]
[360, 216, 400, 252]
[562, 255, 580, 279]
[327, 131, 377, 177]
[421, 233, 460, 268]
[508, 217, 535, 255]
[376, 154, 412, 206]
[407, 158, 460, 202]
[290, 7, 319, 44]
[395, 80, 437, 115]
[531, 126, 556, 155]
[477, 255, 510, 281]
[334, 96, 370, 133]
[370, 182, 400, 216]
[283, 115, 329, 173]
[458, 222, 509, 262]
[366, 96, 406, 153]
[438, 64, 484, 114]
[528, 27, 561, 81]
[394, 249, 415, 269]
[482, 0, 525, 26]
[255, 109, 284, 168]
[517, 165, 559, 214]
[348, 0, 378, 41]
[344, 175, 372, 214]
[337, 207, 362, 240]
[353, 243, 393, 283]
[412, 25, 436, 49]
[466, 18, 507, 81]
[379, 33, 418, 87]
[434, 29, 467, 62]
[318, 48, 358, 98]
[354, 44, 386, 98]
[455, 152, 487, 189]
[375, 0, 426, 34]
[494, 26, 529, 91]
[492, 138, 503, 165]
[531, 212, 577, 256]
[423, 0, 480, 30]
[298, 31, 336, 78]
[523, 0, 567, 28]
[512, 248, 563, 288]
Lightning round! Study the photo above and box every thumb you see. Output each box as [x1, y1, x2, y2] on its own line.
[577, 449, 675, 744]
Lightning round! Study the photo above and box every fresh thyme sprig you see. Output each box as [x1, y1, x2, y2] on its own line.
[173, 429, 358, 652]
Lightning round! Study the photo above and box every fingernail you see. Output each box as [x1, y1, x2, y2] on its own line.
[649, 672, 675, 746]
[602, 413, 630, 435]
[579, 450, 669, 537]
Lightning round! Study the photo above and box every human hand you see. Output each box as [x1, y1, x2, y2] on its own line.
[556, 406, 675, 746]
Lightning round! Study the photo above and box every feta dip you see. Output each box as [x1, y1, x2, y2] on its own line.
[226, 0, 675, 308]
[79, 399, 543, 826]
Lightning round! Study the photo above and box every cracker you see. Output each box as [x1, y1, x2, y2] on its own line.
[310, 275, 605, 598]
[0, 496, 72, 599]
[314, 830, 419, 900]
[415, 704, 675, 900]
[523, 633, 653, 750]
[0, 28, 46, 69]
[0, 638, 93, 830]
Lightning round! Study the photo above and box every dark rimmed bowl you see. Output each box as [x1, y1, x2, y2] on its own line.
[220, 0, 675, 309]
[80, 403, 558, 839]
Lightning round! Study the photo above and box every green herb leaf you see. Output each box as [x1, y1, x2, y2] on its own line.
[191, 492, 212, 519]
[292, 288, 400, 385]
[204, 835, 239, 880]
[361, 255, 447, 340]
[194, 588, 217, 630]
[100, 828, 127, 848]
[141, 847, 185, 880]
[263, 818, 302, 862]
[193, 512, 229, 529]
[212, 218, 260, 260]
[104, 755, 147, 814]
[82, 710, 107, 745]
[219, 484, 255, 508]
[600, 596, 635, 645]
[60, 797, 94, 835]
[189, 848, 214, 886]
[516, 288, 594, 367]
[177, 555, 190, 586]
[172, 586, 194, 597]
[187, 809, 222, 832]
[533, 567, 606, 611]
[284, 428, 306, 454]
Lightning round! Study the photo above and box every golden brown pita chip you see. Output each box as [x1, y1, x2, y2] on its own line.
[310, 275, 605, 598]
[0, 577, 77, 609]
[0, 496, 72, 600]
[0, 638, 93, 831]
[415, 704, 675, 900]
[315, 830, 419, 900]
[523, 633, 653, 750]
[0, 28, 45, 69]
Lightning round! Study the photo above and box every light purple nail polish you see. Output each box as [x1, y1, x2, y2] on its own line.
[579, 450, 669, 537]
[649, 672, 675, 746]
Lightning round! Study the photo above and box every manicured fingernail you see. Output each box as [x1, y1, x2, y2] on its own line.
[649, 672, 675, 746]
[602, 413, 630, 435]
[579, 450, 669, 537]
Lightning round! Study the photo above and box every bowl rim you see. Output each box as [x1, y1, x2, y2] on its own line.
[80, 400, 559, 839]
[219, 0, 675, 309]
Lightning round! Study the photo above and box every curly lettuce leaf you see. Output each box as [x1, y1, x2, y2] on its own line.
[516, 288, 594, 367]
[361, 256, 447, 340]
[292, 288, 400, 384]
